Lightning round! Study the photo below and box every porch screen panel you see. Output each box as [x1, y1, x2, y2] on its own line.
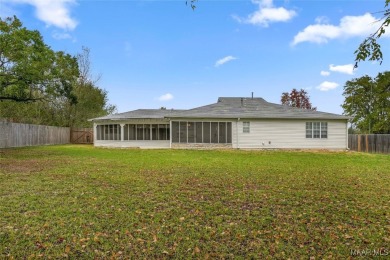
[113, 125, 120, 140]
[227, 122, 232, 143]
[188, 122, 195, 143]
[157, 124, 163, 140]
[96, 125, 102, 140]
[109, 125, 114, 140]
[137, 125, 144, 140]
[195, 122, 202, 143]
[100, 126, 104, 140]
[152, 124, 158, 140]
[144, 124, 151, 140]
[158, 124, 168, 140]
[128, 124, 136, 140]
[166, 125, 170, 141]
[106, 125, 112, 140]
[171, 121, 232, 144]
[203, 122, 210, 143]
[96, 125, 101, 140]
[123, 125, 128, 140]
[172, 122, 179, 143]
[104, 125, 110, 140]
[180, 122, 187, 143]
[97, 124, 121, 140]
[219, 122, 226, 143]
[211, 122, 218, 143]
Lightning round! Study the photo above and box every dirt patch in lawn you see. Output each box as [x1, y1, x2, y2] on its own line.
[0, 159, 55, 174]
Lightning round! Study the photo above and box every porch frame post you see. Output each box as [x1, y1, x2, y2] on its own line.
[120, 123, 125, 141]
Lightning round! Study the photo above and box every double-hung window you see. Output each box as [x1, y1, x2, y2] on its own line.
[243, 122, 250, 133]
[306, 122, 327, 138]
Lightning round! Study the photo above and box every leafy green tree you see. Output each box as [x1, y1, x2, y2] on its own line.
[0, 16, 79, 102]
[355, 1, 390, 67]
[281, 88, 316, 110]
[342, 72, 390, 134]
[0, 17, 116, 127]
[68, 82, 116, 127]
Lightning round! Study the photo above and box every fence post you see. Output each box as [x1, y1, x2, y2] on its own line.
[357, 135, 361, 152]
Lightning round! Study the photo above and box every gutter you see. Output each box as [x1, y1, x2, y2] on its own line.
[236, 118, 240, 149]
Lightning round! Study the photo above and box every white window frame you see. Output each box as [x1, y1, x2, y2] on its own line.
[243, 122, 250, 133]
[306, 122, 328, 139]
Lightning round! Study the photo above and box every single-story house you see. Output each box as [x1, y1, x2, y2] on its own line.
[90, 97, 349, 149]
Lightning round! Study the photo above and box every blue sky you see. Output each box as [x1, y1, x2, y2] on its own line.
[1, 0, 389, 114]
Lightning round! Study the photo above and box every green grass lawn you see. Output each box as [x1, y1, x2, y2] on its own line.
[0, 145, 389, 258]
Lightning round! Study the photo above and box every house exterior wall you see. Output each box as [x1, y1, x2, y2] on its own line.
[93, 119, 348, 150]
[232, 119, 347, 149]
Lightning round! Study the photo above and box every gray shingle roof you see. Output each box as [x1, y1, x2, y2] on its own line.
[90, 109, 183, 121]
[167, 97, 349, 120]
[90, 97, 349, 121]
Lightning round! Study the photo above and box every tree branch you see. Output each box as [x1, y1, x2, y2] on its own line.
[0, 96, 44, 102]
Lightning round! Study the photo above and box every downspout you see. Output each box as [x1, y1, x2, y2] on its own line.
[236, 118, 240, 149]
[346, 120, 349, 150]
[169, 119, 172, 148]
[93, 122, 97, 145]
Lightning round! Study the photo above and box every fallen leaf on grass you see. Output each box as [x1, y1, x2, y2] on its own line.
[344, 234, 353, 239]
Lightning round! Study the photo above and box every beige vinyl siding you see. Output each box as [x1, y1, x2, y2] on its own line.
[234, 119, 347, 149]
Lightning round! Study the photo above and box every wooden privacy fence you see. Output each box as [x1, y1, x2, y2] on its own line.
[71, 128, 93, 144]
[348, 134, 390, 154]
[0, 121, 70, 148]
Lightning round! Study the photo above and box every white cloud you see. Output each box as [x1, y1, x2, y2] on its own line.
[329, 64, 354, 75]
[5, 0, 77, 30]
[315, 16, 330, 24]
[316, 81, 339, 91]
[52, 31, 72, 40]
[292, 13, 385, 45]
[158, 93, 174, 101]
[233, 0, 296, 27]
[215, 56, 237, 67]
[320, 70, 330, 76]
